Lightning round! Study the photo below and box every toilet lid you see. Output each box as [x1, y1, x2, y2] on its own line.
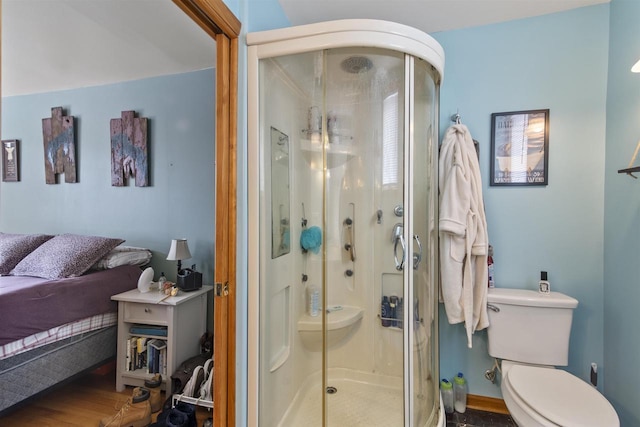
[508, 366, 619, 427]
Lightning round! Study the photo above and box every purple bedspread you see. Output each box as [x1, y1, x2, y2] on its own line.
[0, 265, 140, 346]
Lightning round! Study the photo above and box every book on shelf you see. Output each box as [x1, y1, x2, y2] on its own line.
[129, 336, 138, 371]
[124, 339, 131, 371]
[137, 337, 148, 370]
[129, 324, 168, 337]
[148, 339, 167, 374]
[126, 335, 167, 374]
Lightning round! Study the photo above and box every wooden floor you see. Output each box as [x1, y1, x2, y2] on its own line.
[0, 368, 212, 427]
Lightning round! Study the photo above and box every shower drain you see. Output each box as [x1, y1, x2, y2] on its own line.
[326, 386, 337, 394]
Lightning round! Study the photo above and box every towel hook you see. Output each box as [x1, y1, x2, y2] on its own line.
[451, 110, 462, 124]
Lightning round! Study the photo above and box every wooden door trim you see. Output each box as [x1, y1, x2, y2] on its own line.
[226, 34, 238, 426]
[172, 0, 240, 38]
[172, 1, 239, 426]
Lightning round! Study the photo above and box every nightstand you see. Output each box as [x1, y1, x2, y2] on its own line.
[111, 285, 212, 392]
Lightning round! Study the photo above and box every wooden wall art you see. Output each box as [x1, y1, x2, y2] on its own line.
[110, 110, 148, 187]
[2, 140, 19, 182]
[42, 107, 76, 184]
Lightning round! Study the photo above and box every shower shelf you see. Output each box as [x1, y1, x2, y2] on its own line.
[298, 306, 363, 331]
[377, 314, 404, 330]
[300, 138, 354, 154]
[301, 129, 353, 142]
[297, 306, 364, 351]
[300, 136, 356, 168]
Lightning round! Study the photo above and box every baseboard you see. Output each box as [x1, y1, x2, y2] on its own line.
[467, 394, 509, 415]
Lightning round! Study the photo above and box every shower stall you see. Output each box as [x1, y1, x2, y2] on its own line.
[247, 20, 445, 427]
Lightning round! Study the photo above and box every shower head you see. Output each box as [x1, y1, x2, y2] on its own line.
[340, 56, 373, 74]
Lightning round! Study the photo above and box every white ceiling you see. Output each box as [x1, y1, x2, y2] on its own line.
[1, 0, 609, 97]
[1, 0, 215, 97]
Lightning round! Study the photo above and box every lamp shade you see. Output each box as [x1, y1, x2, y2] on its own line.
[632, 59, 640, 73]
[167, 239, 191, 261]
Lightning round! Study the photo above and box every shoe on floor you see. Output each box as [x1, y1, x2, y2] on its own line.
[154, 402, 197, 427]
[144, 374, 163, 413]
[99, 387, 152, 427]
[149, 408, 189, 427]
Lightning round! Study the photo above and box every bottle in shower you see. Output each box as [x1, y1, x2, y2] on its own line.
[453, 372, 467, 413]
[381, 296, 391, 327]
[307, 284, 319, 317]
[389, 295, 398, 327]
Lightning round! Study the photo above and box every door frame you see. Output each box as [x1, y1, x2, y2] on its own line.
[172, 1, 240, 426]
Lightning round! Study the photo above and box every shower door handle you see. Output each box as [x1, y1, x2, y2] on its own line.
[413, 235, 422, 270]
[392, 223, 405, 271]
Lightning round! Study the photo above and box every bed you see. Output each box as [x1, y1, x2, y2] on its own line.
[0, 233, 152, 415]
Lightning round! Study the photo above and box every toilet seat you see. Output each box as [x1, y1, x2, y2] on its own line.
[507, 365, 619, 427]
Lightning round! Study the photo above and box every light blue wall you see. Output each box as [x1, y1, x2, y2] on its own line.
[604, 0, 640, 425]
[432, 5, 610, 398]
[246, 0, 290, 32]
[0, 70, 216, 285]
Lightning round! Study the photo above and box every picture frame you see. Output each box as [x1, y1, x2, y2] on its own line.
[2, 140, 19, 182]
[490, 109, 549, 186]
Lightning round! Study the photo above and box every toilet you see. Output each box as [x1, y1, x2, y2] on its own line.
[487, 288, 619, 427]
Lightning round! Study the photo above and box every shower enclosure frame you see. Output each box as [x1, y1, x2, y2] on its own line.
[247, 19, 445, 427]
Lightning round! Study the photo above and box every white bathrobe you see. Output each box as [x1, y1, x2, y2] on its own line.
[439, 124, 489, 348]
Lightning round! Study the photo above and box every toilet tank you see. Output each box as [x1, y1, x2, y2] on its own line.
[486, 288, 578, 366]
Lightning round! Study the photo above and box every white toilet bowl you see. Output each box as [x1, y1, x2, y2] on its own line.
[501, 361, 619, 427]
[486, 288, 620, 426]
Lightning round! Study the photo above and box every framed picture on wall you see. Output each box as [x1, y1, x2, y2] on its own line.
[490, 109, 549, 186]
[2, 140, 19, 182]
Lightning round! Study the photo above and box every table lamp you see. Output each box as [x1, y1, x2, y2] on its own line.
[167, 238, 191, 275]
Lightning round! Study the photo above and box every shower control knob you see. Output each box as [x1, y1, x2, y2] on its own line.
[394, 205, 404, 217]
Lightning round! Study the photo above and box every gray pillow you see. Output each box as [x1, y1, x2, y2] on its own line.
[11, 233, 125, 279]
[0, 233, 53, 275]
[92, 246, 152, 270]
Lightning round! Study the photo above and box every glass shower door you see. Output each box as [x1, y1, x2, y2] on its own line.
[408, 57, 440, 427]
[323, 47, 407, 426]
[256, 50, 326, 427]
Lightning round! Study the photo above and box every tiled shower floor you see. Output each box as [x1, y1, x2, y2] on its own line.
[281, 376, 405, 426]
[279, 370, 513, 426]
